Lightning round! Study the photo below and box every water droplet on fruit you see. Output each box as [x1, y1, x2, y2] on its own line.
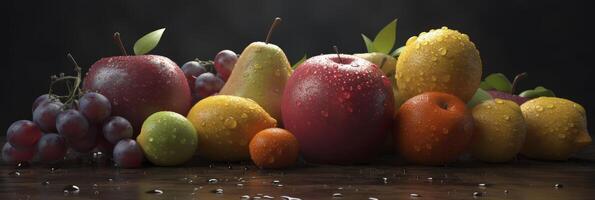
[241, 113, 248, 118]
[537, 106, 544, 112]
[149, 138, 154, 142]
[504, 115, 511, 121]
[438, 47, 448, 56]
[431, 57, 438, 62]
[546, 104, 554, 109]
[224, 117, 237, 129]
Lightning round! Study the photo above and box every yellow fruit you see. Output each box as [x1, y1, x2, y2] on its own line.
[471, 99, 527, 162]
[520, 97, 592, 160]
[186, 95, 277, 161]
[396, 27, 482, 102]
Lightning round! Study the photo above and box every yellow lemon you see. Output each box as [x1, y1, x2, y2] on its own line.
[186, 95, 277, 161]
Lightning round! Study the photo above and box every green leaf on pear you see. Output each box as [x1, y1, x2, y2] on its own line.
[467, 88, 493, 108]
[362, 34, 376, 53]
[484, 73, 512, 93]
[373, 19, 397, 54]
[133, 28, 165, 55]
[292, 54, 307, 70]
[519, 86, 556, 98]
[391, 46, 405, 57]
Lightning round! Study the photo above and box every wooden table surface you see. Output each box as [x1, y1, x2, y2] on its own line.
[2, 141, 594, 200]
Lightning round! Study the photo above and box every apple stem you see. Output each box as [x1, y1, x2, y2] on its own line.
[510, 72, 527, 94]
[379, 57, 387, 69]
[265, 17, 282, 44]
[333, 45, 342, 63]
[113, 32, 128, 56]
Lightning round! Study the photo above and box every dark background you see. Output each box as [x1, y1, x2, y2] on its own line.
[5, 0, 594, 135]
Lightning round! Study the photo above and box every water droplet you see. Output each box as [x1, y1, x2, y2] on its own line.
[427, 177, 434, 182]
[431, 57, 438, 62]
[208, 178, 219, 184]
[410, 193, 421, 197]
[504, 115, 511, 121]
[320, 110, 329, 117]
[439, 48, 448, 55]
[554, 183, 564, 189]
[537, 106, 544, 111]
[41, 180, 50, 185]
[478, 183, 488, 188]
[149, 138, 154, 142]
[281, 196, 302, 200]
[237, 183, 244, 187]
[473, 191, 482, 197]
[332, 193, 343, 198]
[241, 195, 251, 200]
[441, 26, 448, 30]
[63, 185, 80, 193]
[211, 188, 224, 194]
[546, 104, 554, 109]
[369, 197, 379, 200]
[382, 177, 389, 184]
[224, 117, 237, 129]
[8, 171, 20, 176]
[146, 189, 163, 194]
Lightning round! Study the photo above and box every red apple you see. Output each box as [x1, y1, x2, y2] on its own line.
[83, 55, 191, 136]
[281, 54, 394, 164]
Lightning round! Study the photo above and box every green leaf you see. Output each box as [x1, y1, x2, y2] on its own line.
[484, 73, 512, 93]
[373, 19, 397, 54]
[292, 54, 307, 70]
[391, 46, 405, 57]
[467, 88, 493, 108]
[519, 86, 556, 98]
[133, 28, 165, 55]
[479, 81, 494, 90]
[361, 34, 376, 53]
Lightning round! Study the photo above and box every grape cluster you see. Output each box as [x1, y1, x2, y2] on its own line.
[3, 92, 144, 168]
[181, 50, 238, 103]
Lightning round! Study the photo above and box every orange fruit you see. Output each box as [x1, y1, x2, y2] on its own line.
[394, 92, 474, 165]
[249, 128, 299, 169]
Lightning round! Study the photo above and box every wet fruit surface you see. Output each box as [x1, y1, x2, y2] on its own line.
[83, 55, 192, 135]
[395, 92, 474, 165]
[187, 95, 277, 161]
[249, 128, 299, 169]
[282, 54, 394, 164]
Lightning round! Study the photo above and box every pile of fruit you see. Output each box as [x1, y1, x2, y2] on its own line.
[3, 17, 592, 169]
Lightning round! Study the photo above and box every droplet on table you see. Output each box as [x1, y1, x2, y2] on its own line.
[410, 193, 421, 198]
[240, 195, 250, 199]
[208, 178, 219, 184]
[554, 183, 564, 189]
[41, 180, 50, 185]
[146, 189, 163, 195]
[8, 171, 21, 176]
[473, 191, 482, 197]
[63, 185, 80, 193]
[211, 188, 224, 194]
[332, 193, 343, 198]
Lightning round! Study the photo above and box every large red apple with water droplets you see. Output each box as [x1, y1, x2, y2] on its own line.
[281, 54, 394, 164]
[83, 55, 191, 136]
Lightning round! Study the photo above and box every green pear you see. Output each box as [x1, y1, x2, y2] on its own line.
[219, 18, 291, 122]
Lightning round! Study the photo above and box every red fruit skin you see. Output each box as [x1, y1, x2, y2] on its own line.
[83, 55, 191, 136]
[281, 54, 394, 164]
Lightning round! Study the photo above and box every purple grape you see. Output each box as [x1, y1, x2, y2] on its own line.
[33, 101, 64, 132]
[68, 126, 99, 153]
[56, 109, 89, 139]
[194, 72, 225, 99]
[6, 120, 42, 150]
[214, 50, 238, 81]
[2, 142, 36, 164]
[181, 61, 208, 88]
[95, 133, 115, 154]
[79, 92, 111, 124]
[113, 139, 143, 168]
[32, 94, 52, 112]
[102, 116, 133, 144]
[37, 133, 67, 162]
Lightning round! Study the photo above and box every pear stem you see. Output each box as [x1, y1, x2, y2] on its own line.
[379, 57, 387, 69]
[265, 17, 282, 44]
[113, 32, 128, 56]
[333, 45, 342, 63]
[511, 72, 527, 94]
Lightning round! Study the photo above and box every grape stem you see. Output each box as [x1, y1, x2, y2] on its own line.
[333, 45, 342, 63]
[265, 17, 282, 44]
[47, 54, 83, 107]
[510, 72, 527, 94]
